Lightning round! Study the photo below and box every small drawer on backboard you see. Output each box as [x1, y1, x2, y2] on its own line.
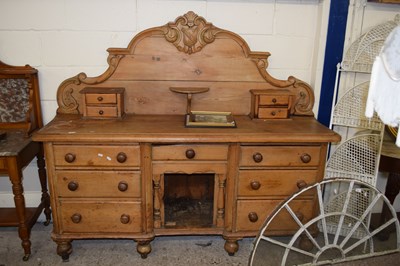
[258, 107, 289, 119]
[250, 89, 293, 119]
[85, 93, 117, 104]
[85, 106, 118, 118]
[259, 94, 290, 106]
[80, 87, 125, 119]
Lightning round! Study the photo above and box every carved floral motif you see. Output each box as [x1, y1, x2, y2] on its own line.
[161, 11, 221, 54]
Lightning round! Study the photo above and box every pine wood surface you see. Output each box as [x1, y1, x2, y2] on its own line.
[34, 114, 339, 143]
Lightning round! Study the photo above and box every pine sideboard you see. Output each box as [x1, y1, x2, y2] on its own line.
[33, 12, 340, 261]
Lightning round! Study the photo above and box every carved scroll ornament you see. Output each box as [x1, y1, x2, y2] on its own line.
[254, 58, 314, 116]
[57, 54, 123, 114]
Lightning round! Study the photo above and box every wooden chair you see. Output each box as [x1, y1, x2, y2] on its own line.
[0, 60, 51, 261]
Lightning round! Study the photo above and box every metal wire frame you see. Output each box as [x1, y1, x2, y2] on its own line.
[248, 178, 400, 266]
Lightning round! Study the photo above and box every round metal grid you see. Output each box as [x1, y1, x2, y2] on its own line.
[249, 178, 400, 266]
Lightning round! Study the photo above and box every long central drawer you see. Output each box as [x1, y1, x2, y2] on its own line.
[152, 144, 228, 161]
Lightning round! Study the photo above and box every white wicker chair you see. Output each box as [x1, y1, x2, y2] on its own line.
[321, 15, 400, 239]
[341, 14, 400, 73]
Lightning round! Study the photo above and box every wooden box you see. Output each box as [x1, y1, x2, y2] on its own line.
[250, 89, 293, 119]
[80, 87, 125, 119]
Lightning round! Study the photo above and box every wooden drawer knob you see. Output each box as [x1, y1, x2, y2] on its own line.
[120, 214, 130, 224]
[68, 181, 79, 191]
[116, 152, 127, 163]
[118, 181, 128, 192]
[253, 152, 263, 163]
[97, 96, 103, 102]
[248, 212, 259, 223]
[272, 98, 277, 103]
[300, 153, 311, 163]
[98, 110, 104, 115]
[250, 180, 261, 190]
[296, 180, 307, 190]
[71, 213, 82, 223]
[64, 153, 76, 163]
[185, 149, 196, 159]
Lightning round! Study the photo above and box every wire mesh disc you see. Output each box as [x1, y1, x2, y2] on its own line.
[248, 178, 400, 266]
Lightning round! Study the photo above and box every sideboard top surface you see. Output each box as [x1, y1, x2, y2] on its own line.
[34, 114, 340, 143]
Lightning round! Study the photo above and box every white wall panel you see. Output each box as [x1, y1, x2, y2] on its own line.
[0, 0, 64, 30]
[207, 0, 275, 35]
[137, 0, 207, 31]
[64, 0, 137, 31]
[274, 0, 319, 38]
[0, 31, 42, 65]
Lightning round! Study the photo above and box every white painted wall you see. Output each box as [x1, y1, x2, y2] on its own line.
[0, 0, 398, 217]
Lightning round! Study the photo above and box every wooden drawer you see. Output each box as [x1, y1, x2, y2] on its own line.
[53, 144, 140, 167]
[56, 171, 141, 198]
[258, 107, 289, 119]
[85, 93, 117, 104]
[240, 146, 321, 167]
[80, 87, 125, 119]
[152, 144, 228, 161]
[85, 106, 118, 118]
[60, 201, 142, 233]
[237, 170, 317, 197]
[259, 94, 290, 106]
[236, 199, 314, 232]
[250, 89, 293, 119]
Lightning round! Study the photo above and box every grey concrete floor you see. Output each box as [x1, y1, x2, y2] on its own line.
[1, 223, 399, 266]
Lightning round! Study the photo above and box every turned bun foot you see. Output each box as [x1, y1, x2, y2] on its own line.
[137, 241, 152, 259]
[224, 239, 239, 256]
[56, 240, 73, 262]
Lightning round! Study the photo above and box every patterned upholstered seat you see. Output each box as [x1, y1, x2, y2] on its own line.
[0, 60, 42, 136]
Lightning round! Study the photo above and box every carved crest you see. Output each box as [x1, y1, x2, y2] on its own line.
[162, 11, 221, 54]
